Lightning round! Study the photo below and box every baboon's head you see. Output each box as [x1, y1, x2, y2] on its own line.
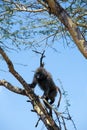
[35, 67, 47, 81]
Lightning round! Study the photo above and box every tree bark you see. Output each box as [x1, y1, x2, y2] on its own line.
[40, 0, 87, 59]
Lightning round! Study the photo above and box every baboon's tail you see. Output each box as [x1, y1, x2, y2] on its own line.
[57, 87, 62, 108]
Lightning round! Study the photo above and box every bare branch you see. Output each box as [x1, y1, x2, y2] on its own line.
[0, 47, 29, 91]
[3, 0, 47, 13]
[32, 50, 45, 67]
[40, 50, 45, 67]
[76, 22, 87, 28]
[0, 79, 27, 96]
[14, 7, 46, 13]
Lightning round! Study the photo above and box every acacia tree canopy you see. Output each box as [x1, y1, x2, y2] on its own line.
[0, 0, 87, 58]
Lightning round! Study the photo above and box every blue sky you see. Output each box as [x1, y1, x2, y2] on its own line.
[0, 43, 87, 130]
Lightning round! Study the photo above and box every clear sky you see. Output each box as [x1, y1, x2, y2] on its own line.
[0, 43, 87, 130]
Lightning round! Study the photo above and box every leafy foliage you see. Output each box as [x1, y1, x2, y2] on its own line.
[0, 0, 87, 50]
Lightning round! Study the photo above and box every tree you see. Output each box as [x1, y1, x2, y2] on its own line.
[0, 0, 87, 57]
[0, 0, 87, 130]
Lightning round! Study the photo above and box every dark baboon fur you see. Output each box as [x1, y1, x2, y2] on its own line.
[29, 67, 62, 116]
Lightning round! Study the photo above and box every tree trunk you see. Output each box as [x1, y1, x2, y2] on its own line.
[41, 0, 87, 59]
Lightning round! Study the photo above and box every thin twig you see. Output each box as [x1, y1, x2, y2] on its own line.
[35, 117, 41, 127]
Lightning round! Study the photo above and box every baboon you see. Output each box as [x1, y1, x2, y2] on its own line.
[29, 67, 62, 116]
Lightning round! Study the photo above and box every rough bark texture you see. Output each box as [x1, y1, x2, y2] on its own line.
[43, 0, 87, 58]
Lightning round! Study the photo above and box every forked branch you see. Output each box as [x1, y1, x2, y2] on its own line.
[32, 50, 45, 67]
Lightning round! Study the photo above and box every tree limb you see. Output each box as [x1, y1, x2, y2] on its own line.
[40, 0, 87, 59]
[76, 22, 87, 28]
[0, 79, 27, 96]
[0, 47, 30, 91]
